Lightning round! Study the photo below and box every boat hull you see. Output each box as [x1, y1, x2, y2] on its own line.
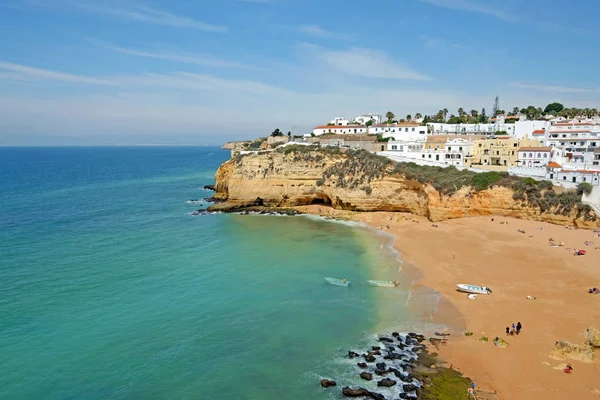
[456, 284, 491, 295]
[325, 277, 350, 287]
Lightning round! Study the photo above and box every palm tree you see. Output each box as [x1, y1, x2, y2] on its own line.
[512, 107, 520, 116]
[470, 109, 478, 118]
[458, 107, 465, 117]
[415, 113, 422, 120]
[385, 111, 395, 122]
[406, 114, 412, 121]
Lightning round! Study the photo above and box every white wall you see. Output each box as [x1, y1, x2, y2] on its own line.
[513, 121, 551, 140]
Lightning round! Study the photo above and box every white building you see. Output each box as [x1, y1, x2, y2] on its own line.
[385, 137, 472, 166]
[517, 146, 552, 167]
[445, 138, 474, 158]
[353, 113, 382, 125]
[546, 122, 600, 168]
[387, 140, 425, 153]
[329, 117, 349, 126]
[371, 123, 427, 139]
[545, 162, 600, 186]
[311, 125, 368, 136]
[428, 122, 516, 136]
[513, 121, 552, 140]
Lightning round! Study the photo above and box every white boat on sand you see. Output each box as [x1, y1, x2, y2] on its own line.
[456, 284, 492, 295]
[325, 277, 350, 287]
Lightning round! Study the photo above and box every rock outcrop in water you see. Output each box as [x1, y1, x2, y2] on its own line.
[210, 146, 599, 227]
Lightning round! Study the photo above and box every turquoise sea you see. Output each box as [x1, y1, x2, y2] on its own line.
[0, 147, 442, 399]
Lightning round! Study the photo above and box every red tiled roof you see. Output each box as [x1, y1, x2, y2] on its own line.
[547, 162, 562, 168]
[532, 129, 545, 135]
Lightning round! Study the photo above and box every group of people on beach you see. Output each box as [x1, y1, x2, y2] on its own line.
[506, 322, 522, 336]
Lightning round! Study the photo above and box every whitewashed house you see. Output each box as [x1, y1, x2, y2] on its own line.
[386, 140, 425, 153]
[517, 147, 552, 167]
[445, 138, 474, 158]
[371, 123, 427, 139]
[353, 113, 382, 125]
[311, 125, 368, 136]
[329, 117, 349, 126]
[546, 122, 600, 168]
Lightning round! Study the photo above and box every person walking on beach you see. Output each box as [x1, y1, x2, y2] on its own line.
[506, 326, 510, 336]
[516, 322, 522, 335]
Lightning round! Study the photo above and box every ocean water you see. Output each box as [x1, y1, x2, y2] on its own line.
[0, 147, 440, 400]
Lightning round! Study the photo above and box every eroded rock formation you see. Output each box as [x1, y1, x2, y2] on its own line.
[209, 146, 598, 228]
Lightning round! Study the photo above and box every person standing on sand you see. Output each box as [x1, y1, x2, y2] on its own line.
[517, 321, 522, 334]
[506, 326, 510, 335]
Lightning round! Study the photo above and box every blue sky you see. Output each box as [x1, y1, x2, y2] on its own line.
[0, 0, 599, 145]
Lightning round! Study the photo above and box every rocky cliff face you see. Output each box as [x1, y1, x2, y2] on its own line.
[209, 147, 599, 228]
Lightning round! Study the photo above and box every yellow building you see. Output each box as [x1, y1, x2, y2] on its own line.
[465, 136, 542, 169]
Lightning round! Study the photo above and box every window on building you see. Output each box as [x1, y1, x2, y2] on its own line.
[422, 154, 425, 158]
[459, 147, 463, 151]
[543, 153, 547, 158]
[513, 143, 517, 147]
[412, 128, 415, 132]
[529, 153, 533, 158]
[392, 145, 397, 150]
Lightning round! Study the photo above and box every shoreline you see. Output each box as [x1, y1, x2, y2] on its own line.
[297, 205, 600, 400]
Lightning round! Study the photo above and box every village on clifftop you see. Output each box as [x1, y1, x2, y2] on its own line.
[251, 103, 600, 193]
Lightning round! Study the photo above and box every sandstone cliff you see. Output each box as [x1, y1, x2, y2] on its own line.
[209, 146, 599, 228]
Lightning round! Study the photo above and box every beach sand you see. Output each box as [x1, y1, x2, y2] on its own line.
[299, 205, 600, 400]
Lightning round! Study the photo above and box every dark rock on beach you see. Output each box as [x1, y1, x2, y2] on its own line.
[375, 362, 387, 370]
[377, 378, 396, 387]
[203, 184, 216, 191]
[379, 336, 394, 343]
[357, 362, 367, 369]
[348, 351, 360, 358]
[360, 371, 373, 381]
[371, 346, 381, 351]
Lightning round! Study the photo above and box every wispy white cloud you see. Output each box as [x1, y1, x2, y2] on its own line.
[60, 0, 227, 31]
[297, 25, 350, 41]
[0, 61, 116, 85]
[95, 41, 254, 69]
[305, 45, 431, 81]
[421, 36, 470, 50]
[508, 82, 598, 94]
[420, 0, 515, 22]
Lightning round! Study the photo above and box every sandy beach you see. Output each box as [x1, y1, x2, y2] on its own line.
[299, 205, 600, 400]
